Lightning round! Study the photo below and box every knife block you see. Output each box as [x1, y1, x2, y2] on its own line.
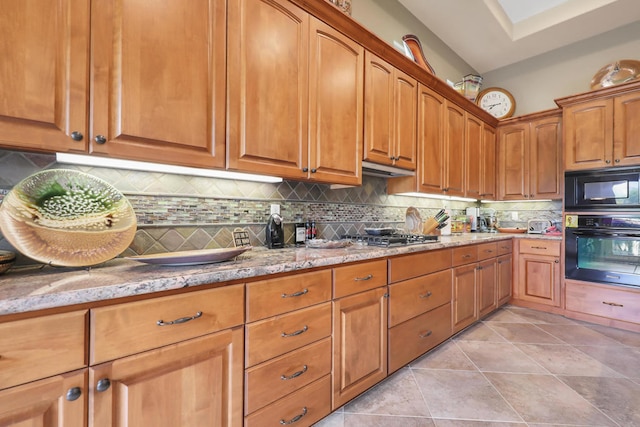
[422, 217, 439, 235]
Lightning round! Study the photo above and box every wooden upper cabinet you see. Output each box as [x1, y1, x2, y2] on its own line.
[308, 18, 363, 185]
[497, 109, 561, 200]
[481, 125, 497, 200]
[417, 85, 446, 193]
[228, 0, 362, 185]
[363, 52, 417, 170]
[0, 0, 89, 154]
[558, 81, 640, 170]
[91, 0, 226, 168]
[465, 114, 483, 199]
[444, 101, 466, 197]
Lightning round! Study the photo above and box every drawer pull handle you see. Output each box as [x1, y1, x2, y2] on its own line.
[280, 407, 307, 425]
[282, 288, 308, 298]
[531, 246, 547, 250]
[462, 254, 472, 259]
[281, 325, 308, 338]
[420, 330, 433, 338]
[281, 365, 308, 380]
[484, 250, 493, 253]
[355, 274, 373, 281]
[96, 378, 111, 392]
[66, 387, 82, 401]
[420, 291, 433, 299]
[157, 311, 202, 326]
[602, 301, 624, 307]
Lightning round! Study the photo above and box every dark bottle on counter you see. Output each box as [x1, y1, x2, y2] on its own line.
[295, 222, 306, 245]
[311, 220, 317, 239]
[305, 220, 312, 240]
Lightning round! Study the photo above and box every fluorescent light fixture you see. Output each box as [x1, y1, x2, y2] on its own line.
[55, 153, 283, 183]
[480, 199, 552, 203]
[398, 192, 478, 202]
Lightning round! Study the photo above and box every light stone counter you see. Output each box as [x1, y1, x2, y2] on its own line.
[0, 233, 560, 316]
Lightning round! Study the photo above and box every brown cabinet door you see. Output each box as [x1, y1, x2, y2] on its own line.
[481, 125, 497, 200]
[465, 114, 483, 199]
[91, 0, 225, 168]
[497, 254, 513, 306]
[227, 0, 308, 179]
[613, 91, 640, 167]
[364, 52, 394, 166]
[452, 264, 477, 333]
[444, 102, 466, 197]
[498, 123, 529, 200]
[90, 328, 243, 427]
[477, 258, 497, 318]
[332, 287, 387, 409]
[308, 18, 363, 185]
[0, 0, 89, 154]
[393, 69, 418, 170]
[417, 84, 445, 193]
[0, 370, 87, 427]
[530, 114, 562, 199]
[517, 254, 561, 307]
[564, 98, 614, 170]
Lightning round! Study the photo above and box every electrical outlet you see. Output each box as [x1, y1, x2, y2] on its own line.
[511, 212, 518, 221]
[270, 204, 280, 215]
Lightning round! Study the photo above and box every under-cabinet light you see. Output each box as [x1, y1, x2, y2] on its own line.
[55, 153, 283, 183]
[480, 199, 552, 203]
[398, 192, 478, 202]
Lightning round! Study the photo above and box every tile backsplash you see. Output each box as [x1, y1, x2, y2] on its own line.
[0, 149, 561, 265]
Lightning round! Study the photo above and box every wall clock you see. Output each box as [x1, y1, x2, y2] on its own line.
[475, 87, 516, 119]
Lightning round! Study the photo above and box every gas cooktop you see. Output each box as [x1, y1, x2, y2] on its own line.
[341, 233, 438, 247]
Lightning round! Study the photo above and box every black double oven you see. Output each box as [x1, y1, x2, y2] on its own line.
[565, 167, 640, 288]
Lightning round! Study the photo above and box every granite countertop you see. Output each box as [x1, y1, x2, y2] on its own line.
[0, 233, 561, 316]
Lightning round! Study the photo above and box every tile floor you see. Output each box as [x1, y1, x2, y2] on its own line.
[313, 305, 640, 427]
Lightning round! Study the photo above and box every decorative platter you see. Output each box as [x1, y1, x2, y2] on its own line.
[126, 246, 252, 266]
[305, 239, 353, 249]
[590, 59, 640, 89]
[0, 169, 137, 267]
[496, 227, 527, 234]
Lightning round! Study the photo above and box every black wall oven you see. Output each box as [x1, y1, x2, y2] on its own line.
[565, 215, 640, 288]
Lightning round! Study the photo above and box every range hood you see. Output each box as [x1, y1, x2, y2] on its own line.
[362, 161, 415, 178]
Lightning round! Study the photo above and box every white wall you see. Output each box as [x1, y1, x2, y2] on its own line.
[353, 1, 640, 116]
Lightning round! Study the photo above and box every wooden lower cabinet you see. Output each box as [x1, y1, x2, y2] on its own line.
[89, 327, 243, 427]
[389, 303, 451, 372]
[497, 254, 513, 306]
[0, 369, 87, 427]
[332, 286, 388, 409]
[452, 263, 478, 333]
[477, 258, 498, 318]
[513, 239, 561, 308]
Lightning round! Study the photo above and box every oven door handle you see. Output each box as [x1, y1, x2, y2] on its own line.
[573, 229, 640, 238]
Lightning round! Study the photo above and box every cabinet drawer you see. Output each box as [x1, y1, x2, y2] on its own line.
[333, 259, 387, 298]
[247, 270, 331, 322]
[477, 242, 498, 261]
[246, 302, 331, 367]
[497, 239, 513, 256]
[388, 249, 451, 283]
[518, 239, 560, 256]
[566, 281, 640, 325]
[452, 245, 478, 266]
[389, 303, 451, 373]
[0, 310, 86, 390]
[245, 375, 331, 427]
[245, 337, 331, 414]
[90, 284, 244, 364]
[388, 269, 452, 327]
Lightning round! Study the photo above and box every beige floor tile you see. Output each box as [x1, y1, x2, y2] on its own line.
[344, 368, 430, 417]
[485, 323, 564, 344]
[584, 324, 640, 347]
[410, 340, 477, 371]
[576, 345, 640, 379]
[504, 307, 577, 324]
[342, 414, 435, 426]
[313, 411, 344, 427]
[480, 308, 529, 324]
[434, 420, 526, 427]
[454, 322, 510, 342]
[559, 376, 640, 427]
[456, 341, 548, 373]
[411, 369, 521, 422]
[536, 324, 627, 346]
[484, 372, 617, 426]
[516, 343, 624, 377]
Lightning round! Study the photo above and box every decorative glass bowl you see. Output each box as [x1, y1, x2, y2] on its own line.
[0, 169, 137, 267]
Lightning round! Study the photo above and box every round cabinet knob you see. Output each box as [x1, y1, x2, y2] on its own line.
[66, 387, 82, 401]
[94, 135, 107, 145]
[605, 159, 611, 164]
[615, 159, 621, 163]
[310, 168, 317, 173]
[70, 131, 83, 141]
[302, 167, 309, 173]
[96, 378, 111, 392]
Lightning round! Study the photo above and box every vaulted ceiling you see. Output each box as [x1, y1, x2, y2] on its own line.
[397, 0, 640, 73]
